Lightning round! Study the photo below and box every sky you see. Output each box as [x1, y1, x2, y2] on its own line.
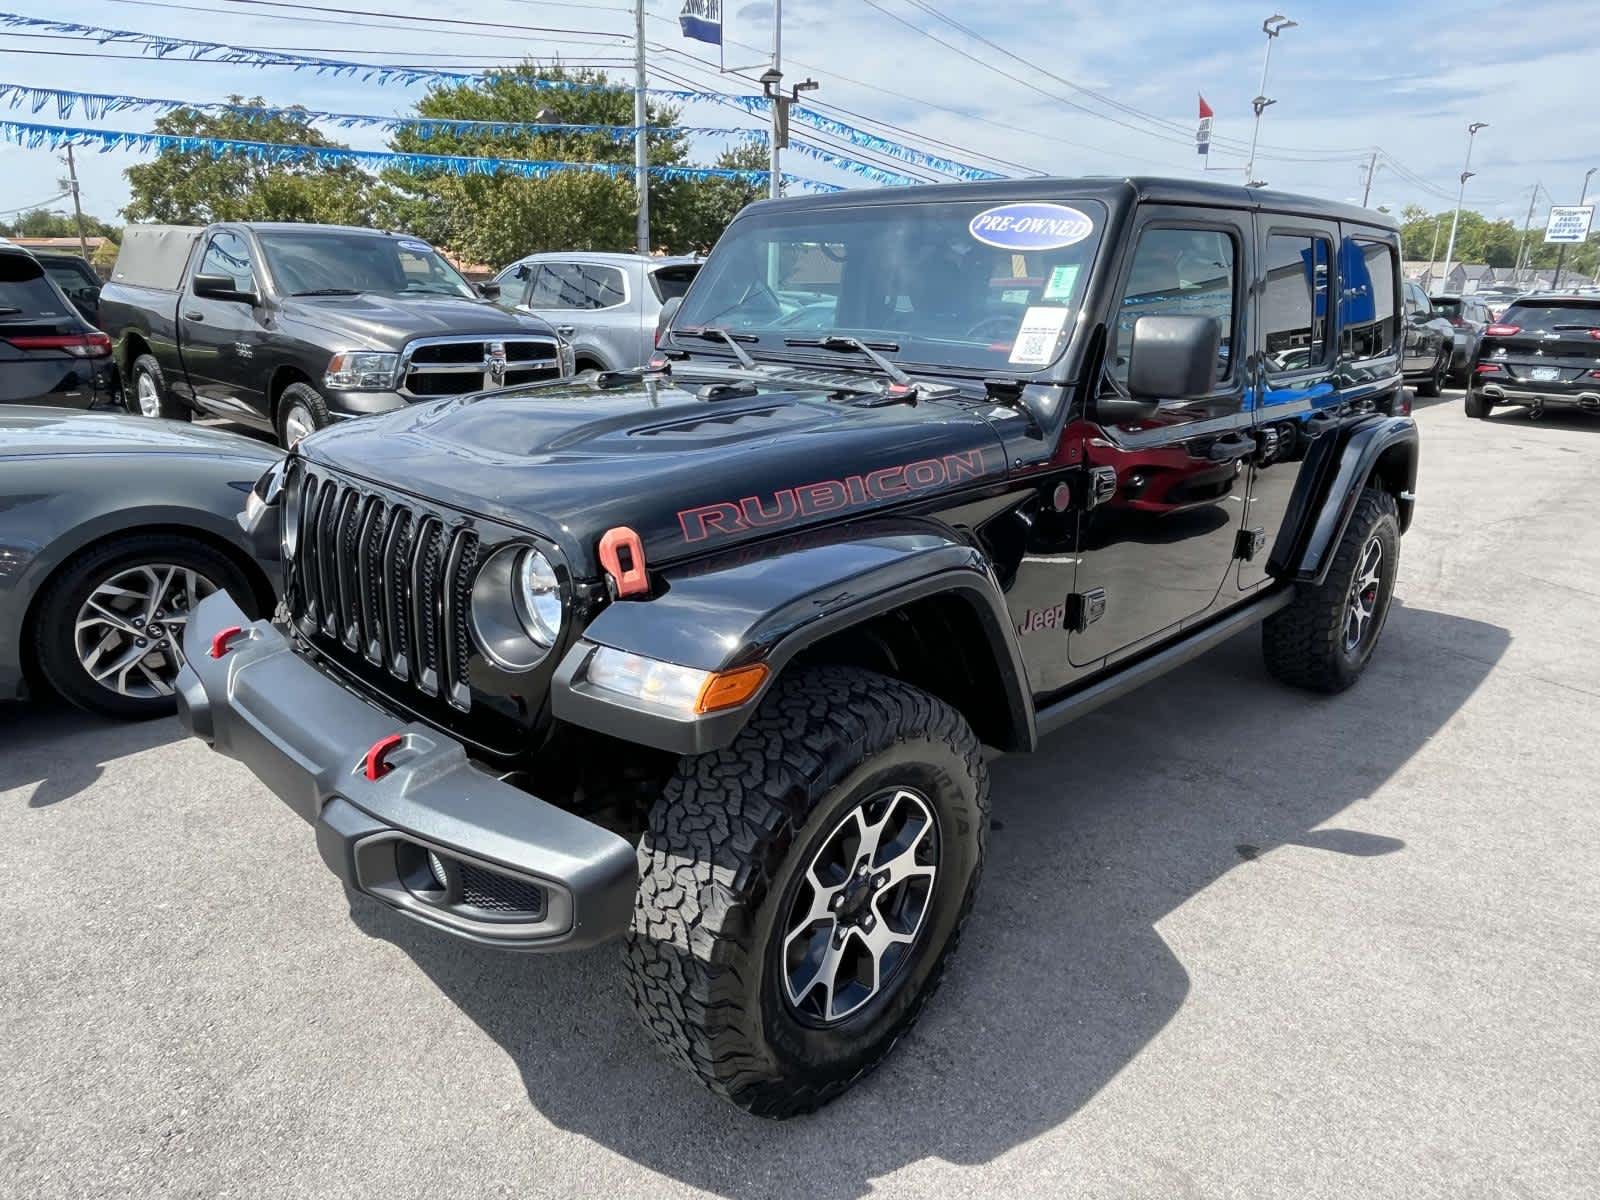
[0, 0, 1595, 236]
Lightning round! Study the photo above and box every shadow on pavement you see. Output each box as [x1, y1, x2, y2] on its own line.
[0, 701, 183, 807]
[353, 601, 1507, 1198]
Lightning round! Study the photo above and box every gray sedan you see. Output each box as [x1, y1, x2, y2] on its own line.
[494, 252, 700, 373]
[0, 408, 280, 718]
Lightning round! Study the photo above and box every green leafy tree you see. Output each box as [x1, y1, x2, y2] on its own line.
[122, 99, 386, 225]
[0, 208, 120, 239]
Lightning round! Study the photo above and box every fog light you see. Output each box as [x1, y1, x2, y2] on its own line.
[427, 850, 450, 888]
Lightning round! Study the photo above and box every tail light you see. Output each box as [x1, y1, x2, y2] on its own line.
[1474, 363, 1503, 375]
[1586, 329, 1600, 341]
[1485, 323, 1521, 337]
[3, 331, 112, 358]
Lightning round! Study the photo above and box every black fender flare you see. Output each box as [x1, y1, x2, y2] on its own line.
[1268, 414, 1418, 585]
[551, 517, 1036, 756]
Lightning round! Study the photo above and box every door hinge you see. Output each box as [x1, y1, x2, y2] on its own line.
[1066, 587, 1107, 632]
[1236, 527, 1268, 562]
[1084, 465, 1117, 509]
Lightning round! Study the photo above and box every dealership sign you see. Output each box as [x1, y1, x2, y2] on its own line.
[1544, 205, 1594, 244]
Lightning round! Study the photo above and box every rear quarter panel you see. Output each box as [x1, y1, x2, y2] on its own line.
[100, 282, 186, 395]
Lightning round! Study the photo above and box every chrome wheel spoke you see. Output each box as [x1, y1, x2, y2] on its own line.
[74, 563, 218, 699]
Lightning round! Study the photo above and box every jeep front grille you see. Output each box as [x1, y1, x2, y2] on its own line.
[400, 336, 561, 398]
[290, 470, 479, 711]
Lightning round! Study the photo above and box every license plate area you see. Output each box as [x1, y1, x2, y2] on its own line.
[1529, 366, 1561, 382]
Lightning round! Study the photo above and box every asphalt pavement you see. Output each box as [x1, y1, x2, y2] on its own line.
[4, 391, 1598, 1199]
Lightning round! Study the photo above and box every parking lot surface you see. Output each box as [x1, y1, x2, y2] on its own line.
[4, 392, 1598, 1199]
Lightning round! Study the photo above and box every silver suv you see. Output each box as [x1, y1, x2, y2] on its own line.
[494, 252, 700, 374]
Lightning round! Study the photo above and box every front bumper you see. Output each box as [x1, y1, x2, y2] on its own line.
[1478, 383, 1600, 411]
[174, 591, 638, 951]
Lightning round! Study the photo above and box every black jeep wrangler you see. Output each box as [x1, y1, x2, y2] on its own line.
[176, 178, 1418, 1116]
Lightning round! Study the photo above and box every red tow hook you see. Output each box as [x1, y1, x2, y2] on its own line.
[209, 625, 245, 659]
[363, 733, 406, 782]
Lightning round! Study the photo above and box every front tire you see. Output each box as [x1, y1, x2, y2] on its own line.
[275, 382, 332, 448]
[128, 354, 189, 422]
[1417, 351, 1446, 398]
[1464, 389, 1492, 419]
[1262, 487, 1400, 694]
[625, 666, 989, 1117]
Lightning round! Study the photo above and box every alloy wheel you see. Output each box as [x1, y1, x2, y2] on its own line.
[281, 403, 316, 447]
[135, 371, 160, 418]
[73, 563, 218, 699]
[1344, 535, 1384, 653]
[780, 786, 940, 1025]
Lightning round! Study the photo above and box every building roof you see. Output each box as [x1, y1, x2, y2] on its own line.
[11, 236, 110, 251]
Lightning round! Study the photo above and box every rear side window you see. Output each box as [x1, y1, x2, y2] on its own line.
[527, 263, 626, 310]
[1112, 226, 1237, 384]
[198, 231, 255, 295]
[1341, 239, 1397, 359]
[0, 252, 67, 318]
[1261, 234, 1331, 372]
[1498, 302, 1600, 334]
[650, 263, 700, 302]
[1431, 298, 1462, 318]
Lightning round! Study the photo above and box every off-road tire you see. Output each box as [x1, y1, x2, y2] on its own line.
[1416, 352, 1446, 398]
[1464, 389, 1492, 419]
[1262, 487, 1400, 694]
[128, 353, 189, 422]
[625, 666, 989, 1118]
[34, 534, 255, 719]
[275, 381, 332, 448]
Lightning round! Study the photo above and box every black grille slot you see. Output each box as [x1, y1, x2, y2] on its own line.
[504, 342, 556, 364]
[459, 862, 546, 918]
[404, 372, 480, 397]
[288, 474, 484, 713]
[410, 341, 484, 365]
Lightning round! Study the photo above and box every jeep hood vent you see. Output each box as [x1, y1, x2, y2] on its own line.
[630, 404, 813, 439]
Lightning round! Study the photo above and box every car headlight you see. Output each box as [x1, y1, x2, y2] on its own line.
[325, 350, 399, 390]
[557, 336, 575, 378]
[243, 459, 285, 525]
[468, 545, 563, 671]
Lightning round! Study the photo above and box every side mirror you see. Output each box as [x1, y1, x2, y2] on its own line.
[655, 295, 683, 345]
[193, 273, 257, 305]
[1128, 314, 1220, 400]
[477, 280, 502, 300]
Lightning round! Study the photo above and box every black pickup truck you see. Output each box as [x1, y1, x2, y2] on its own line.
[176, 178, 1417, 1116]
[99, 223, 573, 446]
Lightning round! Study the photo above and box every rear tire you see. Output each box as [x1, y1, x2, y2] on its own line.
[1262, 488, 1400, 694]
[275, 382, 331, 448]
[1417, 352, 1445, 397]
[1464, 389, 1492, 419]
[128, 354, 189, 422]
[625, 666, 989, 1117]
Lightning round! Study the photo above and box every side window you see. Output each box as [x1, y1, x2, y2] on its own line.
[1261, 233, 1331, 372]
[198, 231, 254, 295]
[1111, 226, 1237, 385]
[573, 265, 626, 309]
[526, 264, 579, 309]
[1341, 239, 1397, 360]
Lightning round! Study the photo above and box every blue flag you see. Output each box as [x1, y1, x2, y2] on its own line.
[679, 0, 722, 45]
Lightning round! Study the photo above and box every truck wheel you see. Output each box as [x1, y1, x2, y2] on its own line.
[275, 382, 331, 448]
[1464, 389, 1492, 419]
[1417, 353, 1445, 398]
[1262, 487, 1400, 694]
[625, 666, 989, 1117]
[128, 354, 188, 422]
[33, 533, 255, 720]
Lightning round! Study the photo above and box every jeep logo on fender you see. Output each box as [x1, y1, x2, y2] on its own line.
[678, 450, 991, 544]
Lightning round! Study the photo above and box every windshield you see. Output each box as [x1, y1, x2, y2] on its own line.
[256, 230, 476, 299]
[0, 252, 69, 318]
[673, 198, 1107, 374]
[1501, 300, 1600, 333]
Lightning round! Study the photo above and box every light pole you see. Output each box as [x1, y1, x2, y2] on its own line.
[1243, 14, 1296, 188]
[1439, 121, 1488, 295]
[633, 0, 649, 255]
[1551, 166, 1596, 290]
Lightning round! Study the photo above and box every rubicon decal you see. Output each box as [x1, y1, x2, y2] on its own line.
[678, 450, 991, 544]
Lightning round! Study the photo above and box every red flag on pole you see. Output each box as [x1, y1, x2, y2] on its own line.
[1198, 94, 1214, 119]
[1196, 95, 1214, 157]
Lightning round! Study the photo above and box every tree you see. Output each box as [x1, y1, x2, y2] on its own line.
[651, 139, 769, 254]
[123, 99, 387, 225]
[0, 208, 119, 240]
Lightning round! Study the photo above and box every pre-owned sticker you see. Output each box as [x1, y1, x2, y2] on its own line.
[398, 239, 433, 253]
[1009, 306, 1071, 366]
[969, 203, 1094, 251]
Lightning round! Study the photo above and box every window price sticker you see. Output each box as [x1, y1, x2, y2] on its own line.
[1008, 305, 1071, 365]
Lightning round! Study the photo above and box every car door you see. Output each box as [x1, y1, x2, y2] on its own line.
[180, 229, 269, 425]
[1402, 282, 1440, 373]
[1240, 217, 1340, 590]
[1067, 207, 1253, 670]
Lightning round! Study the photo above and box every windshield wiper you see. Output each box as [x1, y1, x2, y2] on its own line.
[784, 334, 913, 387]
[676, 326, 760, 369]
[291, 288, 361, 297]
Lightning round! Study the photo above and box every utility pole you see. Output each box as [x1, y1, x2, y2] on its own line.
[1440, 121, 1488, 295]
[1428, 213, 1443, 264]
[1515, 183, 1539, 281]
[766, 0, 782, 199]
[1552, 166, 1596, 290]
[1361, 150, 1380, 207]
[62, 145, 90, 264]
[1244, 14, 1296, 188]
[633, 0, 649, 255]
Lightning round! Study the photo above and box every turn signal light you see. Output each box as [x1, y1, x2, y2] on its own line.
[696, 664, 770, 714]
[1474, 363, 1503, 375]
[4, 331, 112, 357]
[1485, 323, 1521, 337]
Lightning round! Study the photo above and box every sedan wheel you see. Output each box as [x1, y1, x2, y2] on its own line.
[73, 564, 218, 700]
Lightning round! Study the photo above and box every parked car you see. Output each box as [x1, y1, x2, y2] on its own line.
[29, 248, 104, 327]
[1401, 280, 1452, 395]
[99, 223, 574, 448]
[176, 177, 1416, 1116]
[1430, 293, 1493, 383]
[1466, 293, 1600, 419]
[1474, 286, 1525, 321]
[1, 238, 116, 408]
[0, 407, 280, 718]
[495, 252, 700, 372]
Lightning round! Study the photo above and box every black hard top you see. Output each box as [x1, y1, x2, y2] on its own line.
[755, 176, 1398, 232]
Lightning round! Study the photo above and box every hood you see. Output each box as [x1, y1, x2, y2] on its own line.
[0, 406, 281, 464]
[299, 377, 1008, 575]
[278, 293, 556, 349]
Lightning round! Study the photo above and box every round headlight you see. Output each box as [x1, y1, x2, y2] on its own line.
[517, 549, 562, 647]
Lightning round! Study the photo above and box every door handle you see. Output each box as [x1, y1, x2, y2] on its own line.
[182, 310, 205, 322]
[555, 324, 576, 336]
[1207, 433, 1256, 462]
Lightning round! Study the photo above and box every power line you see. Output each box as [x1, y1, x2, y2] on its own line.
[214, 0, 628, 37]
[0, 189, 69, 213]
[98, 0, 632, 44]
